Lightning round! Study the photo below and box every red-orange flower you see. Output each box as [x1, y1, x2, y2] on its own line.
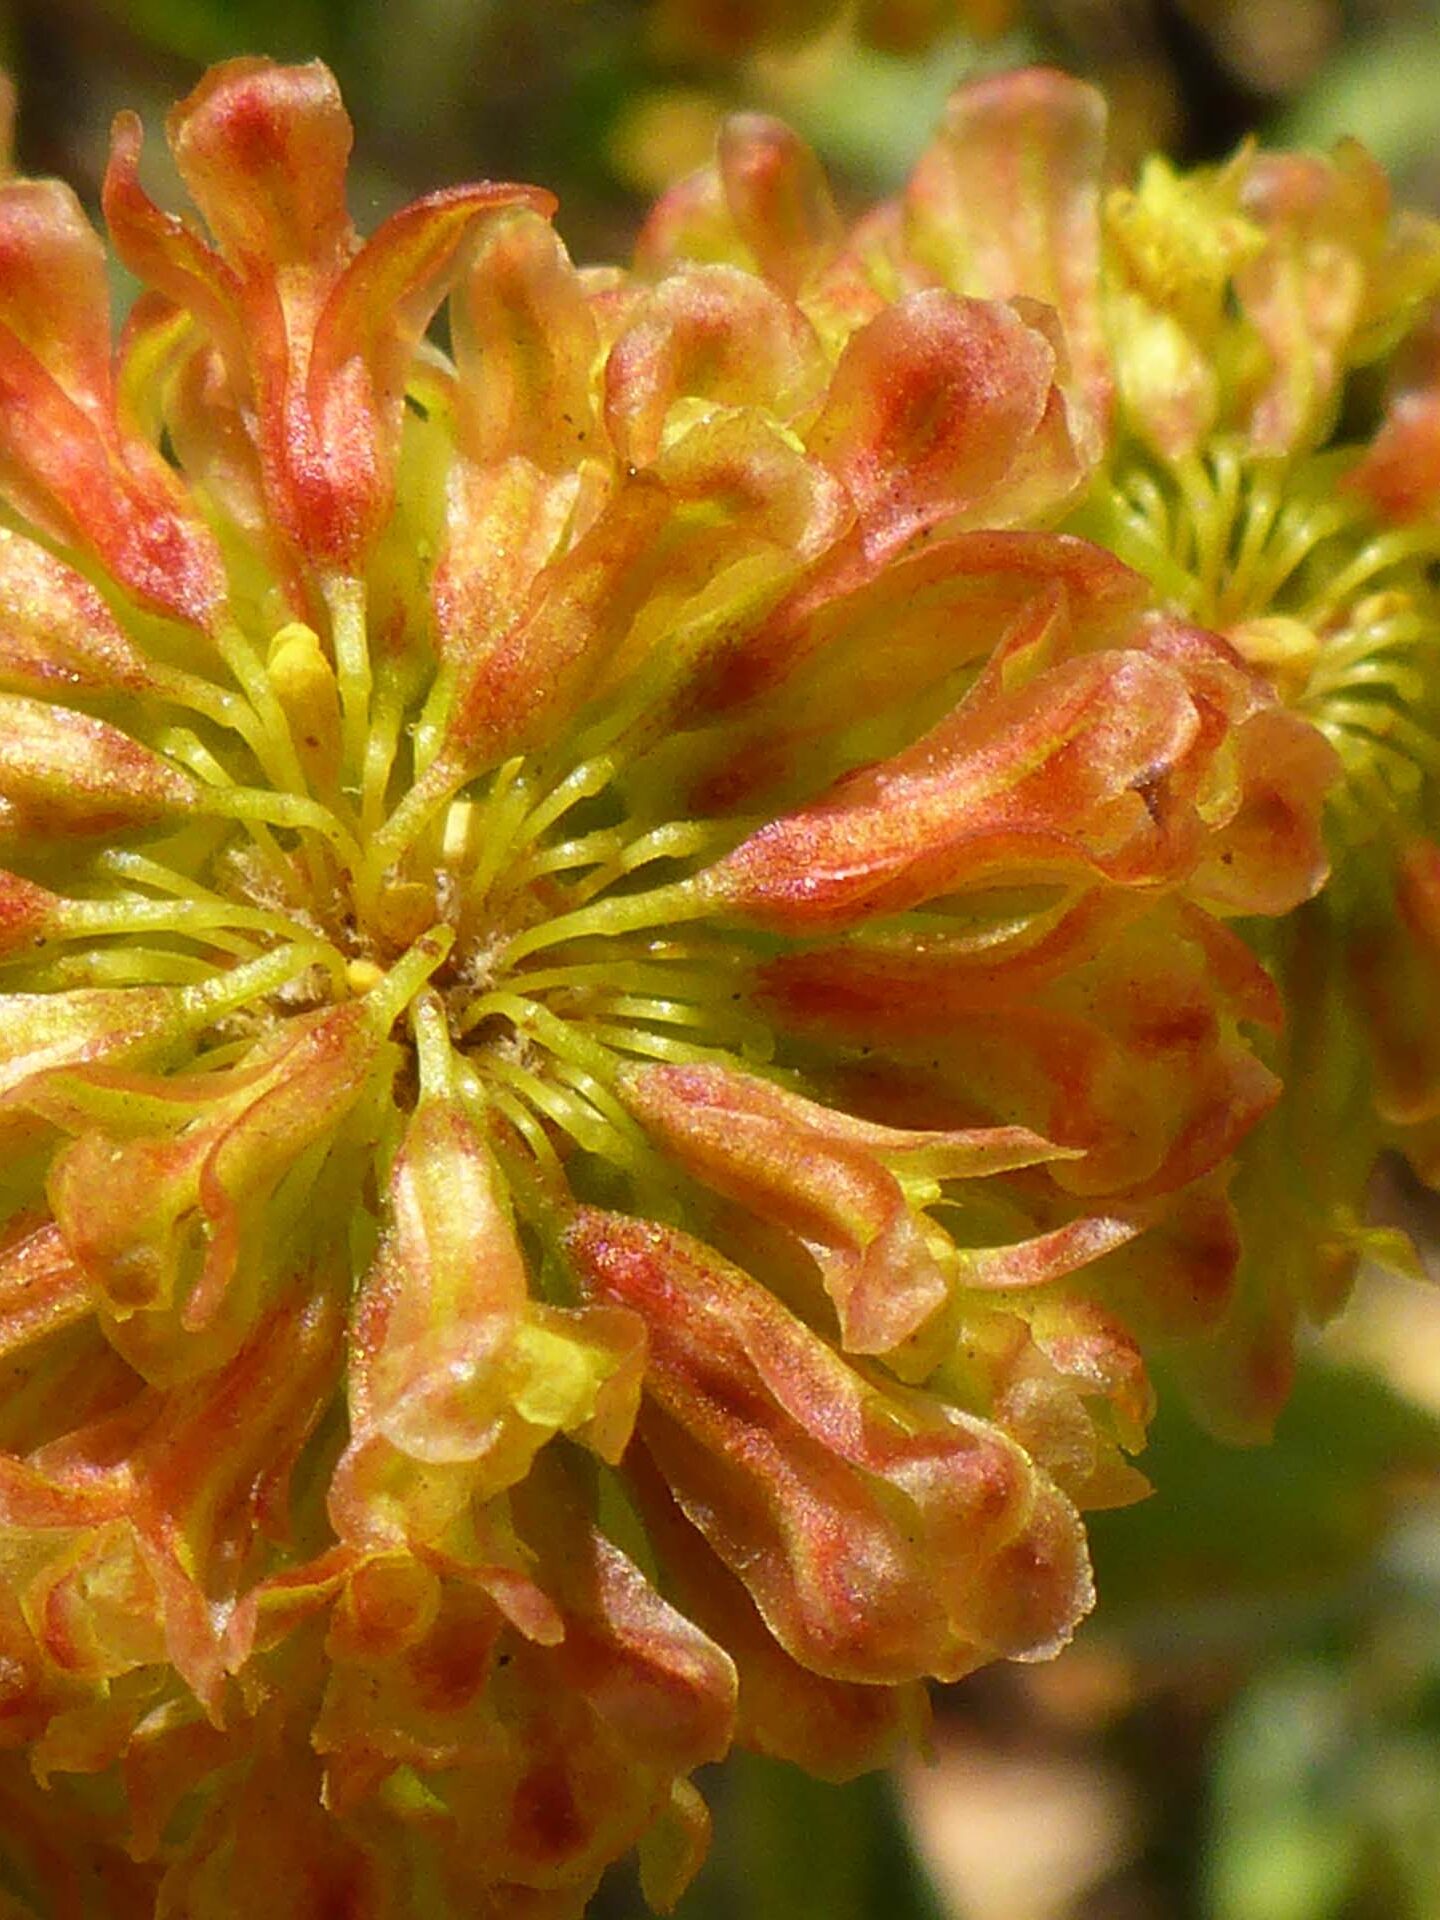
[735, 63, 1440, 1435]
[0, 56, 1344, 1914]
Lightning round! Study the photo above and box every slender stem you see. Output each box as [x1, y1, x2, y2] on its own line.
[181, 940, 343, 1025]
[193, 783, 363, 870]
[411, 989, 457, 1101]
[362, 756, 467, 897]
[363, 925, 457, 1032]
[511, 754, 617, 853]
[361, 665, 408, 839]
[499, 878, 711, 967]
[459, 757, 532, 905]
[570, 819, 727, 905]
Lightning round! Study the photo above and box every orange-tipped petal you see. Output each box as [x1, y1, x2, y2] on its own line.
[0, 1217, 93, 1359]
[0, 697, 196, 841]
[621, 1061, 1068, 1354]
[0, 984, 198, 1124]
[0, 179, 114, 419]
[605, 264, 828, 468]
[756, 901, 1282, 1198]
[569, 1210, 1093, 1684]
[451, 209, 599, 471]
[305, 181, 558, 563]
[714, 114, 842, 297]
[0, 528, 162, 697]
[1350, 301, 1440, 521]
[0, 173, 226, 630]
[1237, 142, 1440, 455]
[699, 647, 1206, 933]
[109, 58, 551, 571]
[335, 1083, 646, 1538]
[626, 1444, 928, 1779]
[903, 69, 1112, 456]
[805, 290, 1081, 555]
[166, 58, 354, 276]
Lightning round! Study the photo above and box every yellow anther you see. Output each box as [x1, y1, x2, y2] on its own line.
[1228, 615, 1320, 704]
[345, 957, 385, 997]
[267, 622, 342, 787]
[441, 800, 476, 864]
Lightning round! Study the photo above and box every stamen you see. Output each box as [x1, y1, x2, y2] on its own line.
[362, 757, 468, 899]
[483, 1051, 632, 1165]
[148, 663, 277, 771]
[509, 828, 625, 887]
[460, 757, 532, 904]
[196, 784, 364, 871]
[464, 990, 657, 1175]
[324, 574, 374, 800]
[585, 1020, 743, 1066]
[363, 925, 457, 1031]
[361, 665, 408, 838]
[24, 947, 219, 989]
[217, 622, 310, 796]
[1302, 527, 1440, 627]
[51, 895, 282, 951]
[465, 1076, 570, 1209]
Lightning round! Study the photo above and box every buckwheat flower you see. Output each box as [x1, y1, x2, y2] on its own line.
[0, 58, 1334, 1914]
[784, 65, 1440, 1434]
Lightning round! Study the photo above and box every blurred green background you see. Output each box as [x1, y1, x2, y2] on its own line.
[7, 1, 1440, 1913]
[11, 0, 1440, 264]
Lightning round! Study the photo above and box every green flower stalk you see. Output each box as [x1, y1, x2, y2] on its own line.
[0, 54, 1417, 1919]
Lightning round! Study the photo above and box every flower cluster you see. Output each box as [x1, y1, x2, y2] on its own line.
[866, 68, 1440, 1432]
[0, 54, 1423, 1918]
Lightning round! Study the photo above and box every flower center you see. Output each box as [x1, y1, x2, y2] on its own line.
[64, 595, 781, 1230]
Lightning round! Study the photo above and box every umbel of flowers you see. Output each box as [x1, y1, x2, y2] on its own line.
[0, 54, 1423, 1917]
[853, 68, 1440, 1431]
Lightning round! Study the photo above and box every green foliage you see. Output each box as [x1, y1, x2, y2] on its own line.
[94, 0, 366, 64]
[1088, 1357, 1440, 1654]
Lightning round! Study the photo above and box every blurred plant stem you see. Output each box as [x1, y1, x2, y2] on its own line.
[662, 1754, 947, 1920]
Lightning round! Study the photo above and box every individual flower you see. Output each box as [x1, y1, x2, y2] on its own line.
[0, 56, 1336, 1914]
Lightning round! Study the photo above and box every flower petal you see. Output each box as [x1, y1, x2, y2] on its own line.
[756, 900, 1281, 1197]
[333, 1082, 646, 1541]
[805, 290, 1081, 556]
[699, 646, 1206, 933]
[902, 69, 1112, 456]
[621, 1061, 1068, 1354]
[0, 528, 162, 697]
[715, 114, 843, 297]
[569, 1210, 1092, 1683]
[1237, 142, 1440, 455]
[625, 1443, 925, 1781]
[166, 57, 354, 276]
[0, 697, 197, 842]
[450, 208, 599, 470]
[605, 264, 828, 468]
